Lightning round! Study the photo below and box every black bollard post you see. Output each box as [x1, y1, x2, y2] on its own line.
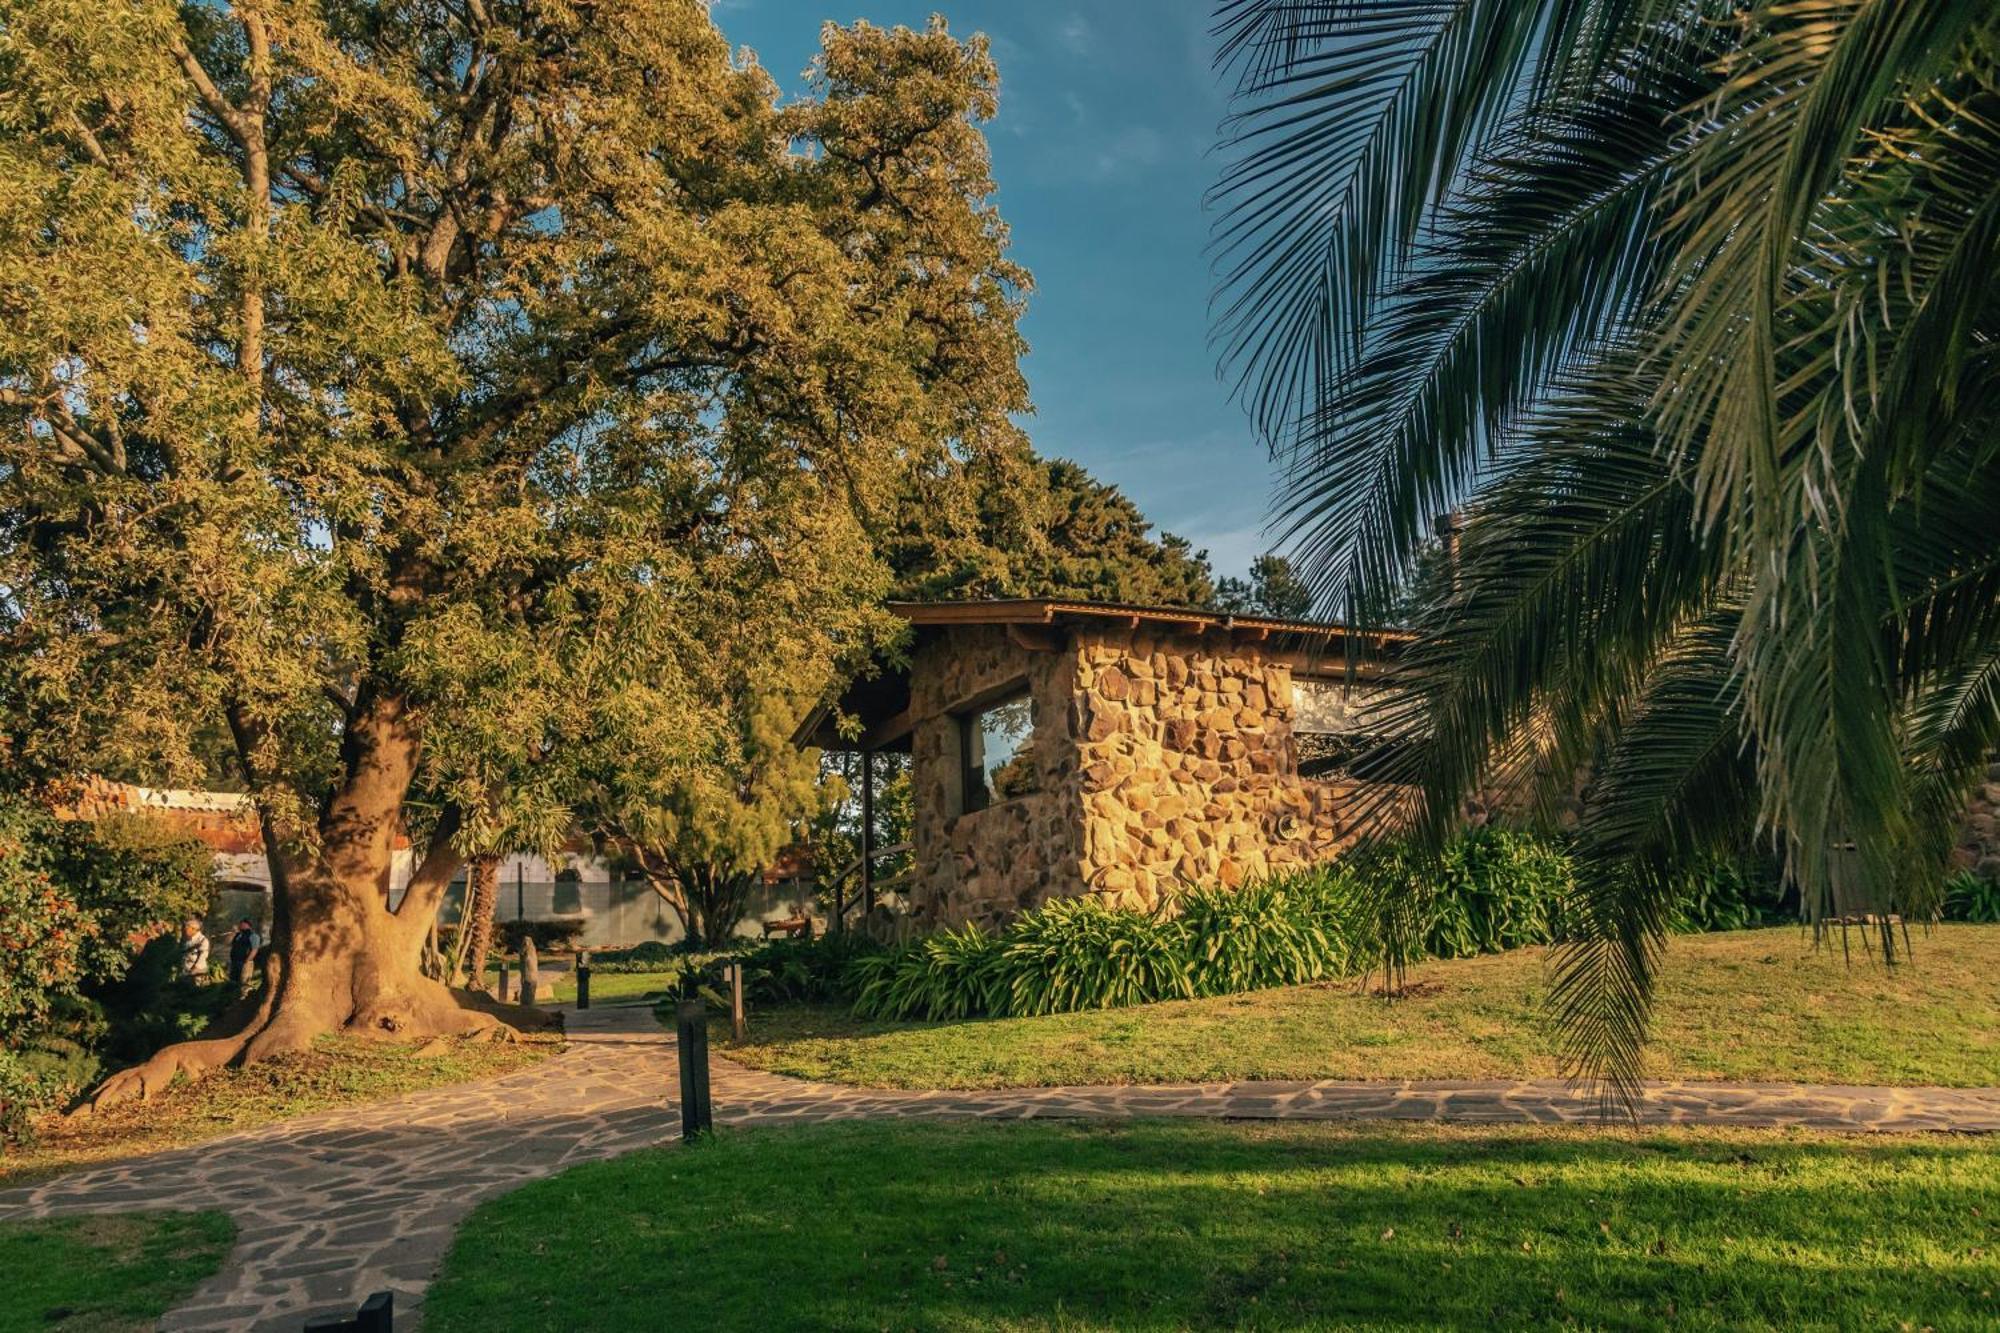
[496, 958, 510, 1004]
[303, 1289, 392, 1332]
[576, 948, 592, 1010]
[676, 996, 712, 1141]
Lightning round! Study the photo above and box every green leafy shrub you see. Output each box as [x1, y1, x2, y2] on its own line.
[1410, 828, 1573, 957]
[1944, 870, 2000, 923]
[0, 1050, 54, 1146]
[1178, 880, 1338, 994]
[772, 830, 1814, 1028]
[0, 796, 215, 1142]
[852, 924, 1004, 1021]
[1667, 852, 1789, 932]
[738, 932, 882, 1006]
[997, 897, 1194, 1017]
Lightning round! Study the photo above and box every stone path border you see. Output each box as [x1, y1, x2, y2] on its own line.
[3, 1002, 1997, 1331]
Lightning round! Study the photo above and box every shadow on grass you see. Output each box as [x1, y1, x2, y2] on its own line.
[424, 1119, 2000, 1331]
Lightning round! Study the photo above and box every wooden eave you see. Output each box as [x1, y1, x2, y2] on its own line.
[884, 598, 1414, 650]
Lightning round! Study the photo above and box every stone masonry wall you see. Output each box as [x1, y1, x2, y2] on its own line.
[907, 622, 1384, 927]
[907, 625, 1085, 928]
[1071, 627, 1367, 912]
[1955, 758, 2000, 882]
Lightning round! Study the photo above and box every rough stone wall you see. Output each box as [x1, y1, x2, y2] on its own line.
[1070, 627, 1367, 912]
[907, 625, 1085, 928]
[1955, 758, 2000, 881]
[906, 623, 1385, 927]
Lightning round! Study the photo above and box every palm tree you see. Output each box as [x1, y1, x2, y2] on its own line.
[1211, 0, 2000, 1097]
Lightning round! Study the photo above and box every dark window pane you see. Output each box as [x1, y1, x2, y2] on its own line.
[961, 692, 1036, 812]
[1293, 678, 1398, 779]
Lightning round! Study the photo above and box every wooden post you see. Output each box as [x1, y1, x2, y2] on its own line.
[861, 747, 876, 918]
[675, 997, 713, 1140]
[729, 962, 745, 1043]
[576, 948, 592, 1010]
[496, 958, 511, 1004]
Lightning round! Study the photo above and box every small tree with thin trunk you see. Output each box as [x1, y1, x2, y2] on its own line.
[0, 2, 1027, 1103]
[600, 684, 829, 953]
[448, 855, 500, 990]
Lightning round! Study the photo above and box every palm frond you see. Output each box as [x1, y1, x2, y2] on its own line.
[1355, 356, 1723, 839]
[1269, 25, 1717, 619]
[1210, 0, 1652, 450]
[1555, 609, 1751, 1105]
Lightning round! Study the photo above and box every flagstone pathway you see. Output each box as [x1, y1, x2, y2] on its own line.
[4, 1001, 1997, 1331]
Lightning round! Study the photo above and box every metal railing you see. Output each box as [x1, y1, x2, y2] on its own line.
[825, 840, 912, 930]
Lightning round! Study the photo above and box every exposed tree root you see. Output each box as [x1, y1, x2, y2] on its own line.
[72, 979, 552, 1115]
[71, 1032, 257, 1114]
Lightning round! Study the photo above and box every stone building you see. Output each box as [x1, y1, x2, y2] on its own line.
[800, 600, 1406, 929]
[1958, 759, 2000, 883]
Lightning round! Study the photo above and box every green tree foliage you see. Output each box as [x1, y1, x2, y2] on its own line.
[0, 0, 1029, 1094]
[590, 689, 828, 951]
[885, 455, 1217, 608]
[1210, 0, 2000, 1096]
[0, 797, 213, 1136]
[1214, 554, 1314, 619]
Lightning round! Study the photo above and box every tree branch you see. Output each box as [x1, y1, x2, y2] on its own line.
[169, 39, 248, 145]
[394, 802, 466, 931]
[322, 682, 358, 721]
[66, 112, 110, 167]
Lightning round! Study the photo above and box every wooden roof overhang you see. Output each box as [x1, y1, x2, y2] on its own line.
[793, 599, 1412, 752]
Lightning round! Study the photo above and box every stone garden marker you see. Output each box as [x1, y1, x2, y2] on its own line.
[518, 937, 540, 1010]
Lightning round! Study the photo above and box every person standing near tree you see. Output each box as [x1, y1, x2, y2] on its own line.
[178, 918, 210, 986]
[226, 918, 262, 993]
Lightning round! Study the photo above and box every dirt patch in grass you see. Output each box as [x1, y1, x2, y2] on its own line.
[1, 1031, 561, 1188]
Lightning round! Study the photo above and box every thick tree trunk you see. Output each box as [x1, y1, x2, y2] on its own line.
[81, 693, 553, 1110]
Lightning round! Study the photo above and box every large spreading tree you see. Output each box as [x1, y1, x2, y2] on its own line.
[0, 1, 1027, 1102]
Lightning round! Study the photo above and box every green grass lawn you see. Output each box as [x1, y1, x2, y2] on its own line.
[724, 925, 2000, 1090]
[424, 1118, 2000, 1331]
[1, 1032, 560, 1187]
[0, 1210, 234, 1330]
[479, 964, 683, 1005]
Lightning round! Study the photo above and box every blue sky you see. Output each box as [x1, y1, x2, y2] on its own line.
[712, 1, 1273, 580]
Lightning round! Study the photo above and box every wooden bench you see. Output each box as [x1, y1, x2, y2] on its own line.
[760, 914, 814, 940]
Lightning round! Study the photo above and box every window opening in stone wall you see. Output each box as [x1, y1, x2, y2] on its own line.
[959, 690, 1037, 813]
[1292, 677, 1395, 779]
